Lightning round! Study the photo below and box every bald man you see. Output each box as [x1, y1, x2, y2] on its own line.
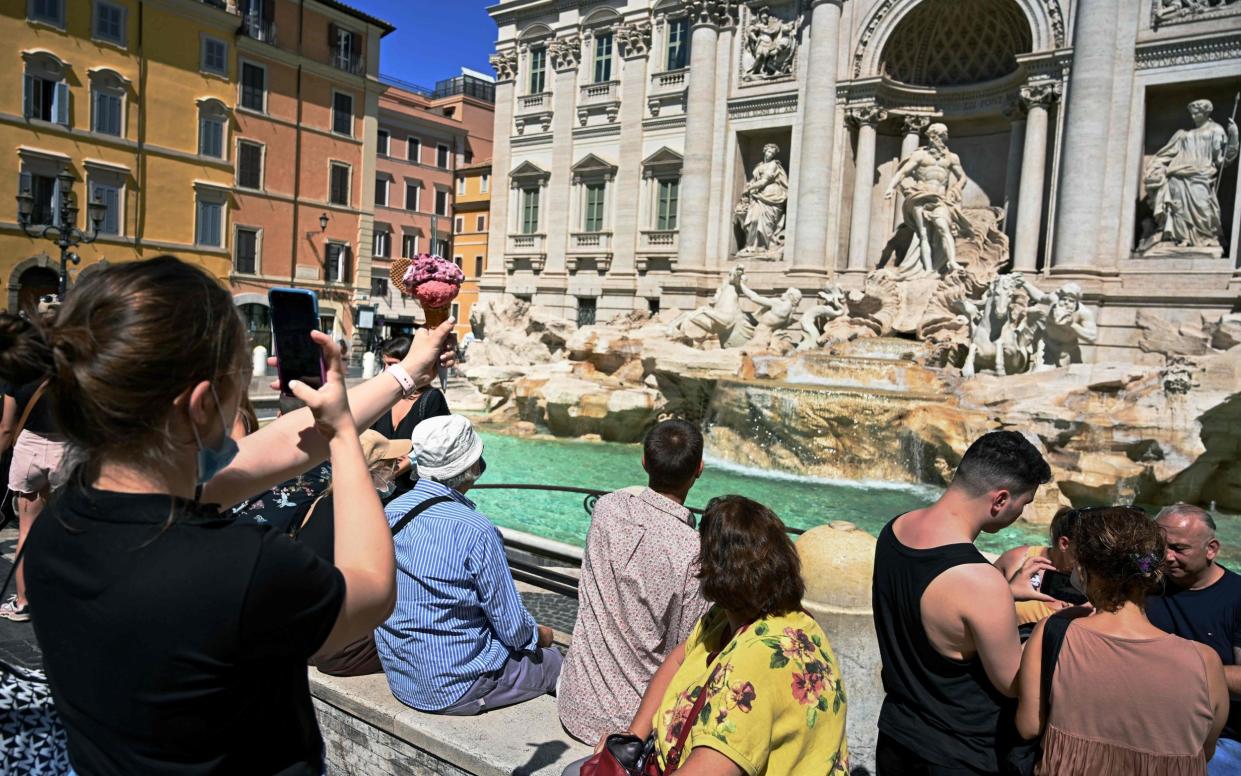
[1147, 504, 1241, 775]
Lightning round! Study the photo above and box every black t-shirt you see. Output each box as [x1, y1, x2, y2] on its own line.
[1148, 566, 1241, 739]
[14, 379, 54, 435]
[25, 482, 345, 776]
[369, 388, 449, 500]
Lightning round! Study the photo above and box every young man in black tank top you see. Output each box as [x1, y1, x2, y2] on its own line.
[872, 431, 1054, 775]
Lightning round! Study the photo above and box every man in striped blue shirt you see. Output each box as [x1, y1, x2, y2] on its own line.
[376, 414, 560, 715]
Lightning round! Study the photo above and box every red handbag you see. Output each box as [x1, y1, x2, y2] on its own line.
[580, 664, 722, 776]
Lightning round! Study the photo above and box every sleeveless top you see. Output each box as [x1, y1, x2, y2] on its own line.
[873, 517, 1008, 772]
[1040, 627, 1214, 776]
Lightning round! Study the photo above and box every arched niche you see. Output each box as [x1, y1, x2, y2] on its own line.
[852, 0, 1064, 81]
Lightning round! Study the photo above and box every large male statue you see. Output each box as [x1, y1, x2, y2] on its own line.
[883, 122, 970, 275]
[737, 273, 801, 351]
[1017, 277, 1098, 369]
[1142, 99, 1239, 251]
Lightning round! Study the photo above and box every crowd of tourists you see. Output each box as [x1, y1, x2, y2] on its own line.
[0, 256, 1237, 776]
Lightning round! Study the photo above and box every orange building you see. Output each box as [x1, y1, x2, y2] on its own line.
[453, 160, 491, 339]
[368, 70, 494, 344]
[226, 0, 393, 357]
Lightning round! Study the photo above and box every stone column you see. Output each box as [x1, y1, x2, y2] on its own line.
[677, 1, 726, 270]
[1013, 82, 1061, 272]
[892, 114, 928, 230]
[846, 107, 887, 271]
[611, 22, 653, 284]
[792, 0, 844, 270]
[1051, 0, 1119, 267]
[1002, 102, 1026, 244]
[545, 36, 582, 279]
[484, 50, 518, 289]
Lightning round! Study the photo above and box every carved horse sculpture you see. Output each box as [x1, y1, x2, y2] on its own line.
[667, 265, 753, 348]
[961, 275, 1040, 377]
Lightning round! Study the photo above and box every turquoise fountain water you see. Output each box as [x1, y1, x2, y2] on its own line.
[472, 432, 1241, 564]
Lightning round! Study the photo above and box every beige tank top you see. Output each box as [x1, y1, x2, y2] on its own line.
[1039, 625, 1214, 776]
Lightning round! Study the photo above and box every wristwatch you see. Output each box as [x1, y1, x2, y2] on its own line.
[385, 363, 429, 398]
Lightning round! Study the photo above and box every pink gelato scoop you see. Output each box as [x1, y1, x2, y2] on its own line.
[402, 253, 464, 310]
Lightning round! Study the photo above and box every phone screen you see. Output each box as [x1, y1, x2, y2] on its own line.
[1041, 570, 1088, 606]
[269, 289, 325, 395]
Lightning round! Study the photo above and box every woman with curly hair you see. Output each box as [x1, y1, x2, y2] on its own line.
[1017, 506, 1229, 775]
[564, 495, 849, 776]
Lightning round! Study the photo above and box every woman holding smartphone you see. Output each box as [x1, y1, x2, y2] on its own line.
[0, 256, 453, 775]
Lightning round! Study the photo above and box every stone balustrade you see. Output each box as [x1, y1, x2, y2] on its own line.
[579, 80, 619, 104]
[639, 229, 678, 253]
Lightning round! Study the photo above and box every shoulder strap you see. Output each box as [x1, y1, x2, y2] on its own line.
[662, 662, 722, 774]
[1040, 614, 1073, 707]
[390, 495, 452, 537]
[14, 380, 49, 437]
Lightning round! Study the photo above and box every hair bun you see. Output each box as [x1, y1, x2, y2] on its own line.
[0, 312, 52, 386]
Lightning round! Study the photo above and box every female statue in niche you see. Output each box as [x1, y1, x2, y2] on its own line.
[734, 143, 789, 259]
[1141, 98, 1239, 252]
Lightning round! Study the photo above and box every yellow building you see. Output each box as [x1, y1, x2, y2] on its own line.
[2, 0, 238, 312]
[452, 160, 490, 338]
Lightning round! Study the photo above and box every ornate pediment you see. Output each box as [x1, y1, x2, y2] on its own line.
[571, 153, 619, 181]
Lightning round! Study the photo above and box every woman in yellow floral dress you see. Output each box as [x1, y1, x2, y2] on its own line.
[564, 495, 849, 775]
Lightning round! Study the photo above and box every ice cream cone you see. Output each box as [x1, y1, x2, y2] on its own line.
[423, 304, 451, 328]
[389, 257, 412, 294]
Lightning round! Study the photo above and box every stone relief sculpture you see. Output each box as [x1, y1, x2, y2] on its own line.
[741, 6, 797, 80]
[798, 288, 849, 351]
[960, 275, 1041, 377]
[1154, 0, 1241, 25]
[736, 274, 802, 351]
[882, 123, 970, 275]
[1139, 99, 1239, 254]
[667, 266, 751, 348]
[734, 143, 789, 260]
[1017, 277, 1099, 369]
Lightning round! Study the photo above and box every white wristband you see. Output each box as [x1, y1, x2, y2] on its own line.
[385, 364, 424, 398]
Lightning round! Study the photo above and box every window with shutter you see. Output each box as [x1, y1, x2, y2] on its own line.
[657, 178, 680, 231]
[402, 234, 418, 258]
[476, 216, 486, 232]
[406, 183, 419, 211]
[235, 228, 258, 274]
[375, 177, 389, 207]
[240, 62, 265, 112]
[201, 37, 228, 76]
[377, 130, 389, 156]
[89, 181, 121, 235]
[94, 1, 126, 45]
[584, 183, 606, 232]
[237, 141, 263, 189]
[199, 115, 225, 158]
[54, 82, 69, 126]
[435, 190, 449, 216]
[24, 173, 58, 226]
[436, 145, 450, 169]
[28, 0, 65, 26]
[332, 92, 353, 136]
[92, 90, 122, 136]
[408, 137, 421, 163]
[329, 163, 350, 206]
[196, 198, 223, 247]
[474, 256, 483, 276]
[521, 187, 540, 235]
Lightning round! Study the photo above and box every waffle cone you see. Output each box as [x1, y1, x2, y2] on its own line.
[423, 305, 450, 328]
[389, 257, 412, 294]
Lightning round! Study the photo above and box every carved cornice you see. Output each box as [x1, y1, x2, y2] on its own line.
[846, 106, 889, 127]
[1152, 0, 1241, 30]
[728, 91, 800, 119]
[489, 49, 519, 82]
[1019, 80, 1062, 110]
[1135, 32, 1241, 69]
[548, 35, 582, 71]
[616, 21, 653, 58]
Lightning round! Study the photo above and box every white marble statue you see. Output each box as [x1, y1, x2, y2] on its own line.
[737, 273, 802, 350]
[742, 7, 796, 80]
[667, 266, 750, 348]
[1017, 276, 1099, 369]
[734, 143, 789, 259]
[1141, 99, 1239, 252]
[960, 275, 1041, 377]
[798, 287, 849, 351]
[883, 123, 971, 275]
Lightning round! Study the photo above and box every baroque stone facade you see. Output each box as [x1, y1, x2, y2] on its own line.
[484, 0, 1241, 362]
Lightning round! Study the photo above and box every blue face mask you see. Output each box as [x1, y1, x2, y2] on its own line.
[192, 386, 240, 486]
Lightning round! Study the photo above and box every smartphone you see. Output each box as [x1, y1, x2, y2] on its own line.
[1041, 570, 1088, 606]
[268, 288, 326, 396]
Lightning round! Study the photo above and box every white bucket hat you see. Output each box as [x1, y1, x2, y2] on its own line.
[411, 415, 484, 481]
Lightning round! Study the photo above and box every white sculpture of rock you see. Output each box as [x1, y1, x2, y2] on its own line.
[960, 274, 1041, 377]
[741, 6, 797, 81]
[1140, 99, 1239, 254]
[733, 144, 789, 260]
[1017, 277, 1099, 369]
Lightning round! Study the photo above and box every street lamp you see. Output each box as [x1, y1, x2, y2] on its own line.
[15, 171, 106, 297]
[319, 212, 330, 232]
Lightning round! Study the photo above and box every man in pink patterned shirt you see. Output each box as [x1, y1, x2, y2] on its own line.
[558, 420, 712, 744]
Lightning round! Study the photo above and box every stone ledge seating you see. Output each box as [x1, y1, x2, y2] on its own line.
[310, 668, 591, 776]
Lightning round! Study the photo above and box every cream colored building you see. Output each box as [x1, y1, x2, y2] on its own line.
[484, 0, 1241, 362]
